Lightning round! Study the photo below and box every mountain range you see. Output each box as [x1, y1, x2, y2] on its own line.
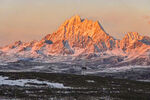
[0, 15, 150, 66]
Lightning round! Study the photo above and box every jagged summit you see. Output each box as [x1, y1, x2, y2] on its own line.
[62, 15, 82, 26]
[70, 15, 81, 22]
[124, 32, 142, 41]
[46, 15, 112, 40]
[61, 15, 105, 34]
[40, 15, 115, 54]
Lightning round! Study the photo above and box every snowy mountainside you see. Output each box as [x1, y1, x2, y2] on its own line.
[0, 15, 150, 66]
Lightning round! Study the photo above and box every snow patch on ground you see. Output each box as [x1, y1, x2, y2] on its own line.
[86, 80, 95, 83]
[138, 80, 150, 82]
[85, 65, 150, 74]
[31, 66, 45, 70]
[0, 76, 70, 89]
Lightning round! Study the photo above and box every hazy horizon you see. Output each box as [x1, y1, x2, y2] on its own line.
[0, 0, 150, 46]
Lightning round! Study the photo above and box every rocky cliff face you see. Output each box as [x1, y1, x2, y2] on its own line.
[40, 15, 116, 54]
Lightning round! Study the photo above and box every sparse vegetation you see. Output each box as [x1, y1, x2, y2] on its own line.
[0, 72, 150, 100]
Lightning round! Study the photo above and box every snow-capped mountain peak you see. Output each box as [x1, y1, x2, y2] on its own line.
[0, 15, 150, 65]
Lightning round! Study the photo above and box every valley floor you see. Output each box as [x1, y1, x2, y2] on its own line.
[0, 60, 150, 100]
[0, 60, 150, 81]
[0, 72, 150, 100]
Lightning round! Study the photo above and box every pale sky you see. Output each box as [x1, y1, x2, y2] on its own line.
[0, 0, 150, 46]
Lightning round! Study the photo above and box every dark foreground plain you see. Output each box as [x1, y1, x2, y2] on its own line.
[0, 72, 150, 100]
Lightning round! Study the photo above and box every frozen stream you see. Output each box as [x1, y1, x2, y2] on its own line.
[0, 76, 70, 89]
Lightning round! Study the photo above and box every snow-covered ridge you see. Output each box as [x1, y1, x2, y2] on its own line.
[0, 15, 150, 65]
